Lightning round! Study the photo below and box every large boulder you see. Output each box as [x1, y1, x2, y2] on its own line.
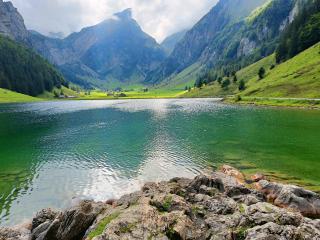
[255, 180, 320, 218]
[31, 200, 105, 240]
[187, 174, 225, 194]
[245, 222, 297, 240]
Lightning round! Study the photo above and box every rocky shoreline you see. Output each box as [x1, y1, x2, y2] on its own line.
[1, 165, 320, 240]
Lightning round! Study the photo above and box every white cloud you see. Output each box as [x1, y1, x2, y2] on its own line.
[9, 0, 217, 42]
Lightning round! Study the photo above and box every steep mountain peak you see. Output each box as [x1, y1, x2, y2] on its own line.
[0, 0, 29, 41]
[145, 0, 275, 84]
[115, 8, 133, 20]
[29, 6, 165, 88]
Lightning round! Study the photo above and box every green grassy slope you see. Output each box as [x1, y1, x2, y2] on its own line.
[241, 43, 320, 98]
[184, 42, 320, 99]
[38, 86, 80, 99]
[158, 63, 203, 90]
[0, 36, 66, 96]
[0, 88, 41, 103]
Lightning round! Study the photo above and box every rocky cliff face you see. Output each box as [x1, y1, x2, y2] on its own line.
[29, 9, 166, 88]
[1, 165, 320, 240]
[146, 0, 269, 84]
[146, 0, 299, 85]
[0, 0, 28, 41]
[161, 30, 188, 56]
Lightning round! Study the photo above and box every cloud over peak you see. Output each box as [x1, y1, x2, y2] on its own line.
[9, 0, 217, 42]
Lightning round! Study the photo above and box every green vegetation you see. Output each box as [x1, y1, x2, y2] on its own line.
[241, 43, 320, 98]
[246, 0, 272, 23]
[154, 195, 174, 212]
[258, 67, 266, 79]
[234, 226, 249, 240]
[119, 222, 137, 234]
[162, 196, 173, 212]
[38, 86, 80, 99]
[225, 96, 320, 108]
[0, 35, 67, 96]
[159, 63, 203, 90]
[276, 0, 320, 63]
[71, 88, 185, 100]
[88, 212, 121, 240]
[0, 88, 41, 103]
[184, 42, 320, 107]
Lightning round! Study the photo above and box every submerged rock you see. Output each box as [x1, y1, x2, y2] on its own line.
[1, 166, 320, 240]
[251, 173, 266, 182]
[220, 165, 246, 185]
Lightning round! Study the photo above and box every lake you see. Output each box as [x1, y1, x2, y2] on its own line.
[0, 99, 320, 226]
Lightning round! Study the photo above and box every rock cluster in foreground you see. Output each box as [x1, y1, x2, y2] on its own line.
[1, 165, 320, 240]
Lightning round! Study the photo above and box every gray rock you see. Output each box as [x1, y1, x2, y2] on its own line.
[245, 222, 296, 240]
[0, 223, 31, 240]
[256, 180, 320, 218]
[31, 200, 105, 240]
[0, 0, 29, 41]
[32, 208, 59, 230]
[237, 37, 257, 57]
[4, 167, 320, 240]
[202, 197, 237, 215]
[245, 202, 302, 227]
[187, 175, 225, 193]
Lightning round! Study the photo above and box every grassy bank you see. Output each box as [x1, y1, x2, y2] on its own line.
[182, 43, 320, 108]
[73, 89, 185, 100]
[0, 88, 41, 103]
[224, 96, 320, 108]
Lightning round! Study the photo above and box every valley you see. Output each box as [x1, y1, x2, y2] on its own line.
[0, 0, 319, 108]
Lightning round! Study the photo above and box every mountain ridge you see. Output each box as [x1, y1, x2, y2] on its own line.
[161, 29, 188, 56]
[29, 9, 166, 89]
[0, 1, 67, 96]
[146, 0, 298, 85]
[0, 0, 28, 41]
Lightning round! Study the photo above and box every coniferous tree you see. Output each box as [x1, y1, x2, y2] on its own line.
[0, 36, 67, 96]
[233, 75, 238, 83]
[222, 79, 231, 89]
[276, 0, 320, 63]
[258, 67, 266, 80]
[239, 80, 246, 91]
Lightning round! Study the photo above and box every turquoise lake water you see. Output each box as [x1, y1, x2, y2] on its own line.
[0, 99, 320, 226]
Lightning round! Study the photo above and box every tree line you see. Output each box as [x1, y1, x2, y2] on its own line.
[193, 0, 320, 91]
[0, 36, 67, 96]
[276, 0, 320, 62]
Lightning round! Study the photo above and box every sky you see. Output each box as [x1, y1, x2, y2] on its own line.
[9, 0, 217, 42]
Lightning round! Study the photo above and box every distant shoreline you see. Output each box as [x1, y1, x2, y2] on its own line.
[2, 96, 320, 110]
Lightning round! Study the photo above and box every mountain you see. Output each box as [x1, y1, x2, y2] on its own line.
[0, 35, 67, 96]
[0, 1, 67, 96]
[161, 30, 188, 55]
[184, 42, 320, 99]
[276, 0, 320, 62]
[29, 9, 166, 88]
[146, 0, 298, 85]
[240, 43, 320, 98]
[183, 0, 320, 101]
[47, 32, 65, 39]
[0, 0, 28, 41]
